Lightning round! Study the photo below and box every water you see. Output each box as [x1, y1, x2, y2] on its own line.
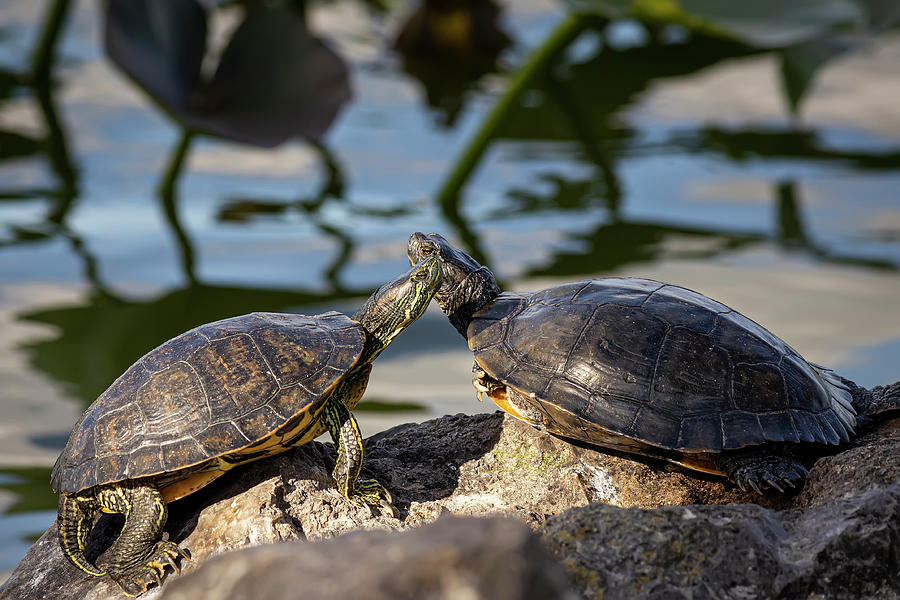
[1, 0, 899, 578]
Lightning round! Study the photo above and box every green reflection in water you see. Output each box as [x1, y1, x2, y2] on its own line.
[0, 467, 56, 515]
[355, 399, 427, 413]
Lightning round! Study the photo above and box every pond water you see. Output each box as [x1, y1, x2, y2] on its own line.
[1, 0, 899, 579]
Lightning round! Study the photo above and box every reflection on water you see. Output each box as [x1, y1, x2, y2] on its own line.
[1, 0, 900, 578]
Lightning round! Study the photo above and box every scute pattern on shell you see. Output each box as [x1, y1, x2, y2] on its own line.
[468, 278, 856, 453]
[51, 311, 364, 494]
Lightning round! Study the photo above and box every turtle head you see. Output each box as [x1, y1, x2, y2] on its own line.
[352, 256, 442, 361]
[407, 232, 500, 338]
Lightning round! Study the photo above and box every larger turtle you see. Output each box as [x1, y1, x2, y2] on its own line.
[408, 232, 895, 493]
[51, 257, 441, 596]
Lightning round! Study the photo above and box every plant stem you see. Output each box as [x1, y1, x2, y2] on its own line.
[158, 129, 194, 200]
[435, 13, 587, 205]
[158, 130, 198, 285]
[30, 0, 72, 86]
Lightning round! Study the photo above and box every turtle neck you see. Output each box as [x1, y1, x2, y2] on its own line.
[439, 266, 501, 338]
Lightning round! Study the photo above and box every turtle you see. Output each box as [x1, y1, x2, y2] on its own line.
[408, 232, 896, 494]
[51, 256, 441, 596]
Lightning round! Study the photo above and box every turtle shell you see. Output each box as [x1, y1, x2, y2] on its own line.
[468, 278, 857, 453]
[51, 311, 363, 495]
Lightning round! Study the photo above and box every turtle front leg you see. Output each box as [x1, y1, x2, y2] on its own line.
[472, 361, 504, 402]
[98, 482, 190, 596]
[322, 397, 396, 516]
[58, 493, 106, 577]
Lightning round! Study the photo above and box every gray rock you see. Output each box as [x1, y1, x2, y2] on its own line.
[542, 483, 900, 600]
[1, 381, 897, 600]
[158, 515, 579, 600]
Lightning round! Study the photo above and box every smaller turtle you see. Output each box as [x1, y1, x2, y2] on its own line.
[51, 257, 441, 596]
[408, 232, 896, 493]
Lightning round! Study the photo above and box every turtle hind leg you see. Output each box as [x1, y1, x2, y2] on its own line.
[98, 482, 190, 596]
[713, 449, 808, 494]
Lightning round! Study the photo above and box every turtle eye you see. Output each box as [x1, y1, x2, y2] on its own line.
[420, 244, 434, 256]
[412, 270, 428, 282]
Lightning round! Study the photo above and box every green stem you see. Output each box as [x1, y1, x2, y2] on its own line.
[435, 13, 587, 205]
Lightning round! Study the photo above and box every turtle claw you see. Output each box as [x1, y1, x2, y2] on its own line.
[379, 498, 401, 518]
[163, 552, 181, 574]
[747, 476, 763, 494]
[472, 364, 497, 404]
[115, 539, 190, 596]
[350, 478, 398, 518]
[761, 475, 785, 494]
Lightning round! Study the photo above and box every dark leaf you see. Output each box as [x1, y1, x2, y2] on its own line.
[853, 0, 900, 29]
[678, 0, 865, 47]
[779, 36, 857, 114]
[187, 6, 352, 146]
[104, 0, 207, 119]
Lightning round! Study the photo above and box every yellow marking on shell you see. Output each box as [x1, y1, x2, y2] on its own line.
[670, 454, 722, 476]
[160, 470, 226, 503]
[232, 408, 320, 456]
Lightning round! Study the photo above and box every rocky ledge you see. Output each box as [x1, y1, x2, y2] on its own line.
[1, 382, 898, 600]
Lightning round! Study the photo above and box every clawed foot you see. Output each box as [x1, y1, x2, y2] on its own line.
[115, 539, 191, 597]
[472, 365, 501, 403]
[348, 478, 399, 518]
[731, 459, 808, 494]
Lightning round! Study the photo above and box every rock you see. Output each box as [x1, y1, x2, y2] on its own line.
[157, 515, 578, 600]
[542, 483, 900, 599]
[1, 381, 898, 600]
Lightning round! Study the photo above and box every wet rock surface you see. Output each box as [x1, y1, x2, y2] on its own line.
[1, 382, 898, 600]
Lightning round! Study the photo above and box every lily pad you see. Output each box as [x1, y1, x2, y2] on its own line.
[104, 0, 351, 147]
